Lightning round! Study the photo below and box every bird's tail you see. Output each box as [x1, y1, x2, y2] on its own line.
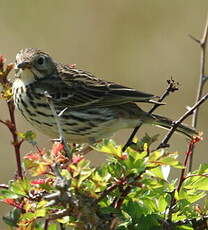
[151, 114, 199, 138]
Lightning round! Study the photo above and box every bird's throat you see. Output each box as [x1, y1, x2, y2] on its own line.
[17, 68, 37, 85]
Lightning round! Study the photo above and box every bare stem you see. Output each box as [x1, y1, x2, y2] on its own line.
[190, 16, 208, 171]
[7, 100, 23, 179]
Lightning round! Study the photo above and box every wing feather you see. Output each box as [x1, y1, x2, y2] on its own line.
[39, 64, 158, 108]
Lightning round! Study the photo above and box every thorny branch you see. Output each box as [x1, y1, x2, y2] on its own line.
[189, 16, 208, 171]
[44, 91, 72, 160]
[122, 78, 178, 152]
[157, 92, 207, 150]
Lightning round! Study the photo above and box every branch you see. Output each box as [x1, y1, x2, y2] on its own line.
[157, 93, 207, 150]
[189, 16, 208, 171]
[122, 78, 178, 152]
[7, 100, 23, 179]
[44, 92, 72, 160]
[0, 58, 23, 179]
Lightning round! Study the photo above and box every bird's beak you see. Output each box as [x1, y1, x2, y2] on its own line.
[17, 61, 31, 69]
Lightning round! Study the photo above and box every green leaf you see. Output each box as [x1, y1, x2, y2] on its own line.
[176, 226, 194, 230]
[198, 163, 208, 174]
[18, 130, 37, 144]
[100, 206, 120, 215]
[138, 214, 161, 229]
[179, 188, 205, 203]
[183, 175, 208, 190]
[130, 133, 159, 152]
[156, 157, 184, 168]
[2, 208, 21, 227]
[123, 201, 147, 221]
[10, 178, 31, 196]
[0, 189, 19, 199]
[77, 167, 95, 187]
[20, 208, 46, 223]
[157, 195, 168, 212]
[35, 208, 46, 218]
[48, 223, 58, 230]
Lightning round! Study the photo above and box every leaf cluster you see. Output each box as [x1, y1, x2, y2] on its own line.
[1, 135, 208, 230]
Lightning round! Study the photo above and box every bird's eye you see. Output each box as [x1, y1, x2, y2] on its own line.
[37, 57, 45, 65]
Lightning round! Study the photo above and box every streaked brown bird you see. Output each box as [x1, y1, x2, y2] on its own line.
[12, 48, 197, 144]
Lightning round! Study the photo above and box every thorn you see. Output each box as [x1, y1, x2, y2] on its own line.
[58, 107, 68, 117]
[186, 105, 192, 111]
[50, 137, 64, 143]
[189, 34, 200, 44]
[44, 91, 52, 98]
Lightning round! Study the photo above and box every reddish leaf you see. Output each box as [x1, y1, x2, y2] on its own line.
[51, 142, 64, 155]
[72, 155, 84, 164]
[31, 179, 47, 185]
[119, 154, 128, 160]
[3, 199, 23, 209]
[24, 153, 40, 160]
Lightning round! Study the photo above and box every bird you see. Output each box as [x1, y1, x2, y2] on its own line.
[12, 48, 198, 145]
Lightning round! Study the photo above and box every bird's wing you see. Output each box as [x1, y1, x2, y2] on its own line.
[51, 64, 158, 108]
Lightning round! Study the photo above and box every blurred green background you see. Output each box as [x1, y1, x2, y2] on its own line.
[0, 0, 208, 228]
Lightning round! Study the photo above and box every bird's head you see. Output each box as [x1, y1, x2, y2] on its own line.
[15, 48, 56, 84]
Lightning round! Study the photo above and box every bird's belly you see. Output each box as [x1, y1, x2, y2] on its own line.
[14, 92, 129, 143]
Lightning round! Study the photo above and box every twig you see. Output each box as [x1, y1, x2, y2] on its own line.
[44, 91, 72, 160]
[190, 16, 208, 171]
[157, 93, 208, 150]
[122, 78, 179, 152]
